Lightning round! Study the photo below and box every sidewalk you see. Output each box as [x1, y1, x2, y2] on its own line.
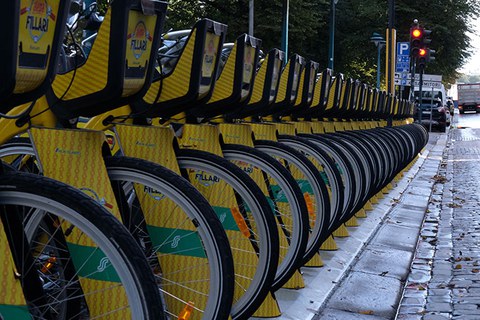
[396, 124, 480, 319]
[311, 132, 447, 320]
[260, 131, 448, 319]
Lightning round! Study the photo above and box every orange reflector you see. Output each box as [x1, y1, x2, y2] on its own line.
[41, 257, 57, 273]
[178, 301, 195, 320]
[304, 193, 316, 220]
[231, 207, 251, 238]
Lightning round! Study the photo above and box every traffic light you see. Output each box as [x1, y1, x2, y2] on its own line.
[426, 48, 435, 62]
[418, 47, 427, 69]
[423, 29, 432, 46]
[410, 25, 424, 58]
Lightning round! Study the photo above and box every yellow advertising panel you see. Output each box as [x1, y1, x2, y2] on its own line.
[123, 10, 157, 96]
[15, 0, 60, 93]
[0, 220, 30, 319]
[199, 32, 220, 98]
[29, 128, 130, 319]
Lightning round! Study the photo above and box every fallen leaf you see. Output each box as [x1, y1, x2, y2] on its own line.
[432, 175, 447, 183]
[472, 269, 479, 273]
[455, 264, 462, 269]
[359, 310, 374, 315]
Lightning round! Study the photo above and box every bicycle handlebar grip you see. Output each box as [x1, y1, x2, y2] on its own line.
[0, 0, 70, 110]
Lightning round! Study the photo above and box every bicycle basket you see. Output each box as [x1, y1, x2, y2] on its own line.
[322, 73, 344, 118]
[48, 0, 167, 120]
[130, 19, 228, 119]
[297, 68, 333, 119]
[187, 33, 262, 120]
[0, 0, 70, 110]
[266, 54, 305, 117]
[277, 60, 319, 118]
[228, 48, 285, 120]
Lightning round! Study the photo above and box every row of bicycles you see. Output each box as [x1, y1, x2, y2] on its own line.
[0, 0, 428, 319]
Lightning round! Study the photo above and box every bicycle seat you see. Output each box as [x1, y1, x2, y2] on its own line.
[186, 33, 262, 120]
[48, 0, 167, 120]
[130, 19, 228, 120]
[0, 0, 70, 110]
[226, 48, 285, 120]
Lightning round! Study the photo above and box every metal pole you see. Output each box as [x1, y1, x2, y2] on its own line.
[328, 0, 336, 71]
[249, 0, 254, 36]
[429, 86, 434, 132]
[376, 44, 381, 89]
[417, 67, 423, 123]
[281, 0, 289, 60]
[386, 0, 395, 127]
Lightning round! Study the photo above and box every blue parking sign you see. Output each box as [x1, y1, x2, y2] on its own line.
[396, 42, 410, 73]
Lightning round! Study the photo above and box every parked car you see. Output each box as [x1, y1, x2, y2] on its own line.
[416, 97, 450, 132]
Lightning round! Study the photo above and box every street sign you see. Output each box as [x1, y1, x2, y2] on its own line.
[413, 80, 442, 89]
[394, 78, 411, 86]
[396, 42, 410, 73]
[395, 73, 442, 88]
[394, 71, 412, 86]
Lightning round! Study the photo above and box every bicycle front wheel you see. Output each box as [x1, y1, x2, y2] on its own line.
[0, 171, 164, 319]
[105, 156, 235, 320]
[176, 149, 279, 319]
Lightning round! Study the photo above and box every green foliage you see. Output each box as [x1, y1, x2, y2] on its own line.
[159, 0, 479, 85]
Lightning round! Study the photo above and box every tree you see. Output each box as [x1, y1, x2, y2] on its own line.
[157, 0, 480, 86]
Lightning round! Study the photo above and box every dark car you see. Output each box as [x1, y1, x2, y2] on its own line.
[416, 98, 450, 132]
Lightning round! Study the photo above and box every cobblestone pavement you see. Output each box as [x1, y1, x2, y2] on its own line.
[397, 122, 480, 319]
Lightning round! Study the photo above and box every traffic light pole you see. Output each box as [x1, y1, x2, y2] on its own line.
[417, 67, 423, 123]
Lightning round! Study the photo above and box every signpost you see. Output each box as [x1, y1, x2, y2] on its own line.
[394, 73, 442, 89]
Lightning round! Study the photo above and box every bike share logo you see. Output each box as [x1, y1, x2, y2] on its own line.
[97, 257, 111, 272]
[128, 21, 152, 60]
[194, 170, 220, 187]
[21, 0, 55, 43]
[237, 161, 254, 175]
[171, 235, 181, 249]
[79, 187, 114, 210]
[144, 186, 166, 201]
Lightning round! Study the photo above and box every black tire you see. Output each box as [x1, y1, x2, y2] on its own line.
[0, 140, 235, 319]
[176, 149, 279, 319]
[251, 140, 331, 265]
[104, 156, 235, 320]
[221, 144, 309, 281]
[0, 172, 165, 319]
[297, 133, 358, 225]
[277, 135, 344, 233]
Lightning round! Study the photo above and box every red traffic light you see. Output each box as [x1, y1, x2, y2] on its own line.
[411, 28, 422, 38]
[419, 48, 427, 56]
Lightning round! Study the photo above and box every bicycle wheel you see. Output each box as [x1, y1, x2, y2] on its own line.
[0, 171, 164, 319]
[252, 140, 331, 265]
[277, 135, 344, 232]
[105, 156, 235, 320]
[221, 144, 309, 284]
[0, 141, 235, 319]
[176, 149, 279, 319]
[297, 134, 359, 224]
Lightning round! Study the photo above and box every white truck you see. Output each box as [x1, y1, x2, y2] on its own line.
[457, 83, 480, 114]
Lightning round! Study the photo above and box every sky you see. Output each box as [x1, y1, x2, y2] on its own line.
[460, 18, 480, 75]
